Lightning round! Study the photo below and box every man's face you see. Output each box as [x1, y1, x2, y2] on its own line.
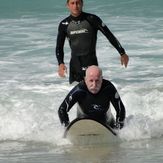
[67, 0, 83, 17]
[85, 71, 102, 94]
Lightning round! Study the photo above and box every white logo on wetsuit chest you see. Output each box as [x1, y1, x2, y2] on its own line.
[62, 21, 69, 25]
[91, 104, 102, 111]
[70, 29, 88, 35]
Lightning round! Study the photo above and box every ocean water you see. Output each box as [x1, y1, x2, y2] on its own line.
[0, 0, 163, 162]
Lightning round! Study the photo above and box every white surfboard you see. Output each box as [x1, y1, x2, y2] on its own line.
[64, 118, 119, 145]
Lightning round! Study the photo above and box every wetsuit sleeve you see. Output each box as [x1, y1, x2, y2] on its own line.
[58, 85, 81, 126]
[55, 22, 66, 65]
[109, 84, 126, 122]
[88, 15, 126, 55]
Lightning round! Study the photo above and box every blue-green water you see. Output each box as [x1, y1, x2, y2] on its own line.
[0, 0, 163, 162]
[1, 0, 163, 18]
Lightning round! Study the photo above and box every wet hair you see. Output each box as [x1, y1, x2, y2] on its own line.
[67, 0, 83, 3]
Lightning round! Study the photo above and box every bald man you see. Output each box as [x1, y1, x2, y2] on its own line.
[58, 65, 126, 129]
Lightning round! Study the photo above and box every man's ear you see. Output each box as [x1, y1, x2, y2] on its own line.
[66, 3, 69, 9]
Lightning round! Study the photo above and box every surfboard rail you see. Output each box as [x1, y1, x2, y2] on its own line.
[64, 117, 117, 138]
[63, 117, 118, 145]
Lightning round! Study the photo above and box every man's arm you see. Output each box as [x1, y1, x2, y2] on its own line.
[98, 21, 129, 67]
[56, 22, 67, 77]
[58, 105, 69, 127]
[109, 85, 126, 129]
[58, 85, 80, 126]
[88, 14, 129, 67]
[56, 22, 66, 65]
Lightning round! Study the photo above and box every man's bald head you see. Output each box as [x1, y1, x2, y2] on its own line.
[85, 65, 103, 94]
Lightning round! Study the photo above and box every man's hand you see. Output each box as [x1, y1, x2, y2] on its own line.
[58, 63, 67, 77]
[120, 54, 129, 68]
[115, 119, 124, 129]
[64, 121, 70, 127]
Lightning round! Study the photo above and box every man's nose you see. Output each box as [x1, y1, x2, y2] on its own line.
[74, 2, 78, 6]
[92, 81, 97, 87]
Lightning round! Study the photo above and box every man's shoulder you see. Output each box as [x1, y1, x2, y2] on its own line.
[83, 12, 101, 27]
[71, 81, 86, 90]
[83, 12, 100, 20]
[102, 79, 111, 84]
[69, 81, 87, 96]
[102, 79, 115, 88]
[78, 80, 87, 89]
[59, 16, 71, 26]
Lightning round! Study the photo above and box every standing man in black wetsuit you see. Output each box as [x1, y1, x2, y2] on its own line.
[58, 65, 126, 129]
[56, 0, 129, 84]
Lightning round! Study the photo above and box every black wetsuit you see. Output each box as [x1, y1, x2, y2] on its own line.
[56, 12, 126, 83]
[58, 79, 126, 127]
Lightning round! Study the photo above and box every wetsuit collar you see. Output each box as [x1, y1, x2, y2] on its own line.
[70, 12, 84, 21]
